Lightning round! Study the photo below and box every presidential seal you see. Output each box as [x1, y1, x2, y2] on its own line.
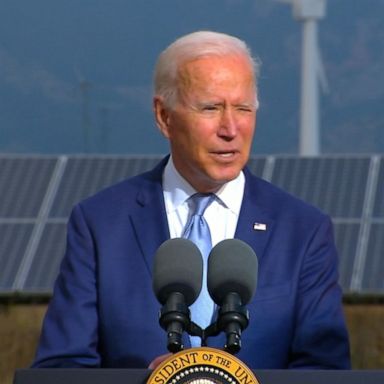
[147, 347, 259, 384]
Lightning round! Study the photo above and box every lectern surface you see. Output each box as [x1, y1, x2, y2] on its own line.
[14, 368, 384, 384]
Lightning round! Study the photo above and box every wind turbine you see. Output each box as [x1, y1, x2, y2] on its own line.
[278, 0, 328, 156]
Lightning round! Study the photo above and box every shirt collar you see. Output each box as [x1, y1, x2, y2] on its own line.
[215, 171, 245, 216]
[163, 156, 245, 216]
[163, 157, 195, 213]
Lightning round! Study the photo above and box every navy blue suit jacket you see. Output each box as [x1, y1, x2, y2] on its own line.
[33, 157, 350, 369]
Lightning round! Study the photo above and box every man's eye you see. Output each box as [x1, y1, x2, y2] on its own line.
[202, 105, 219, 111]
[237, 105, 253, 112]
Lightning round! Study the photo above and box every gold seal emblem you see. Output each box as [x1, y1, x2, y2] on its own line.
[147, 347, 259, 384]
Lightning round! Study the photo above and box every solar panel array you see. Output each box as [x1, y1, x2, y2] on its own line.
[0, 154, 383, 296]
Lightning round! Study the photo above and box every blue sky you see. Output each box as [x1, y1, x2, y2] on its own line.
[1, 0, 383, 154]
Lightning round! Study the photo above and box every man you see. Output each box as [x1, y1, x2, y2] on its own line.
[32, 31, 350, 369]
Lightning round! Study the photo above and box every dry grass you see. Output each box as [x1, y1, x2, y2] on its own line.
[344, 304, 384, 369]
[0, 303, 383, 384]
[0, 304, 46, 384]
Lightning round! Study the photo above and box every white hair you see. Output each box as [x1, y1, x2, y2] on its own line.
[153, 31, 260, 108]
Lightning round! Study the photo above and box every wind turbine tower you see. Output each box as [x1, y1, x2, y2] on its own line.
[283, 0, 327, 156]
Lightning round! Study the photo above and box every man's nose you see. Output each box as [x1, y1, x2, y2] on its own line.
[218, 108, 237, 139]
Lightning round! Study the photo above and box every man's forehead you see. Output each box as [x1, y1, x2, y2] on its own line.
[177, 55, 254, 87]
[180, 54, 252, 72]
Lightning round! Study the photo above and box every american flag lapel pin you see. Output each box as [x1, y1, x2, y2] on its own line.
[253, 222, 267, 231]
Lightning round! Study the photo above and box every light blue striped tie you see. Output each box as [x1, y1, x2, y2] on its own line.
[183, 193, 215, 347]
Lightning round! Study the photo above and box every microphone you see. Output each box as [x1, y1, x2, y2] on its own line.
[153, 238, 203, 352]
[207, 239, 258, 354]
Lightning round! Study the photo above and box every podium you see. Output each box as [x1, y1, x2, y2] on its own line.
[13, 369, 384, 384]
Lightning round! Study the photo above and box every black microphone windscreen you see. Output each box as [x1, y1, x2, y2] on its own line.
[153, 238, 203, 306]
[208, 239, 258, 305]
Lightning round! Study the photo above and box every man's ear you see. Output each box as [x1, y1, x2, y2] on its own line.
[153, 96, 171, 139]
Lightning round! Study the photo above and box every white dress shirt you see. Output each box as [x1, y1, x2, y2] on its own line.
[162, 157, 245, 246]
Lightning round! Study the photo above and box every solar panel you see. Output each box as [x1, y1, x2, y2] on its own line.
[372, 158, 384, 218]
[246, 157, 267, 178]
[361, 223, 384, 292]
[0, 155, 383, 296]
[0, 223, 34, 292]
[0, 156, 57, 218]
[22, 222, 67, 293]
[333, 222, 361, 291]
[271, 157, 370, 218]
[49, 156, 162, 218]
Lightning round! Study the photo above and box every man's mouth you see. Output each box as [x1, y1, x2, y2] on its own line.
[212, 150, 237, 158]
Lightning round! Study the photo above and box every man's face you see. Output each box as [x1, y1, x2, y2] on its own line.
[154, 54, 257, 193]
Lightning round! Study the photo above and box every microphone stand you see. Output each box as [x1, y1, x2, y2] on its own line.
[159, 292, 249, 355]
[159, 292, 204, 353]
[201, 292, 250, 354]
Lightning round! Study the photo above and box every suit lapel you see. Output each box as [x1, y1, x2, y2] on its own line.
[235, 169, 275, 263]
[130, 158, 170, 275]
